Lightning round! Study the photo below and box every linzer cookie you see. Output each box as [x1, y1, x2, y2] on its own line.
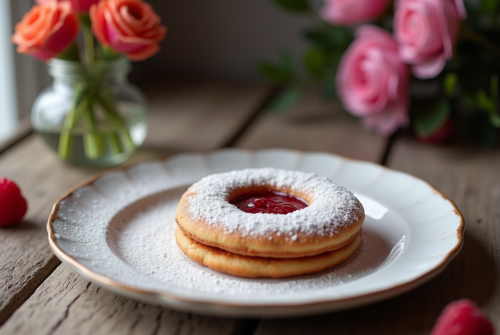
[175, 168, 364, 277]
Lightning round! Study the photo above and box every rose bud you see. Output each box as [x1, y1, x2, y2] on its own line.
[12, 1, 79, 61]
[91, 0, 167, 61]
[417, 118, 454, 144]
[322, 0, 390, 26]
[394, 0, 466, 79]
[337, 25, 410, 135]
[36, 0, 101, 13]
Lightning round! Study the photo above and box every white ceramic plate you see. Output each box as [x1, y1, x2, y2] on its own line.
[48, 149, 463, 317]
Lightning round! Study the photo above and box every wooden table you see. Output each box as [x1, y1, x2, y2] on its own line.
[0, 81, 498, 334]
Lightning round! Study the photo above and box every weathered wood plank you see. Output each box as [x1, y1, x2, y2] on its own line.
[254, 134, 500, 334]
[382, 135, 499, 332]
[0, 136, 97, 326]
[237, 89, 388, 162]
[0, 82, 271, 331]
[144, 81, 272, 151]
[0, 265, 242, 335]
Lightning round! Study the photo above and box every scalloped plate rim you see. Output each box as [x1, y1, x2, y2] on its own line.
[47, 148, 464, 317]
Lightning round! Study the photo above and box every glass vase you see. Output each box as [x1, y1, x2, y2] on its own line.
[31, 57, 148, 167]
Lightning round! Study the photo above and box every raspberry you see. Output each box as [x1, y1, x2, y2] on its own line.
[0, 178, 28, 227]
[431, 299, 495, 335]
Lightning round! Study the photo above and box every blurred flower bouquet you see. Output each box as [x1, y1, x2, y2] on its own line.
[12, 0, 166, 165]
[261, 0, 500, 146]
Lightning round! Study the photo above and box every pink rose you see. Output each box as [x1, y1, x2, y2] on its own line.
[394, 0, 466, 79]
[36, 0, 101, 13]
[322, 0, 390, 26]
[337, 26, 409, 135]
[12, 1, 79, 61]
[91, 0, 167, 61]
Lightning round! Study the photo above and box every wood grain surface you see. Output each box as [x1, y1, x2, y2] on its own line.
[0, 118, 32, 156]
[0, 137, 96, 326]
[2, 82, 497, 335]
[236, 89, 388, 163]
[0, 82, 271, 332]
[253, 134, 500, 334]
[0, 265, 244, 335]
[386, 135, 499, 332]
[143, 81, 271, 151]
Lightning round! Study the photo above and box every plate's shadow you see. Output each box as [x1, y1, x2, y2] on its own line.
[180, 228, 395, 286]
[274, 229, 396, 283]
[106, 187, 399, 287]
[259, 231, 498, 334]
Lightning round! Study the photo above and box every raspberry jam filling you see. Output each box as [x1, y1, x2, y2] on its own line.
[230, 190, 308, 214]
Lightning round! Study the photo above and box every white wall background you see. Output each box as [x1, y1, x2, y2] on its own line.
[0, 0, 49, 142]
[11, 0, 51, 120]
[132, 0, 317, 82]
[0, 0, 18, 141]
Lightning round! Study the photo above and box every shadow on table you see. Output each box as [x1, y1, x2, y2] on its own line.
[284, 113, 338, 126]
[259, 231, 497, 335]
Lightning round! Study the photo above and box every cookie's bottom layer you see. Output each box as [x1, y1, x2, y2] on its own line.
[175, 227, 362, 278]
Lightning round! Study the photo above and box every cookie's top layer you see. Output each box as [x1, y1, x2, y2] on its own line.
[185, 168, 363, 239]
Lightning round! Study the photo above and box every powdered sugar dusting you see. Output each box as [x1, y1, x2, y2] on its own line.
[113, 189, 392, 296]
[185, 168, 363, 238]
[49, 151, 459, 310]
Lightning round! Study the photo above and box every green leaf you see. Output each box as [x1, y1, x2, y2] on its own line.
[488, 112, 500, 127]
[303, 48, 326, 78]
[490, 74, 498, 104]
[272, 0, 309, 12]
[78, 14, 92, 28]
[413, 99, 451, 137]
[303, 30, 336, 52]
[470, 112, 498, 148]
[257, 62, 293, 83]
[322, 77, 336, 100]
[280, 50, 294, 76]
[443, 72, 458, 98]
[476, 90, 495, 112]
[303, 27, 352, 52]
[475, 80, 500, 127]
[328, 26, 352, 49]
[481, 0, 498, 13]
[257, 51, 296, 83]
[460, 94, 477, 109]
[267, 86, 302, 115]
[101, 46, 122, 61]
[57, 42, 80, 61]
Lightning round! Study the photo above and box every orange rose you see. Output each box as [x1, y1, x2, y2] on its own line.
[90, 0, 167, 61]
[12, 1, 79, 61]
